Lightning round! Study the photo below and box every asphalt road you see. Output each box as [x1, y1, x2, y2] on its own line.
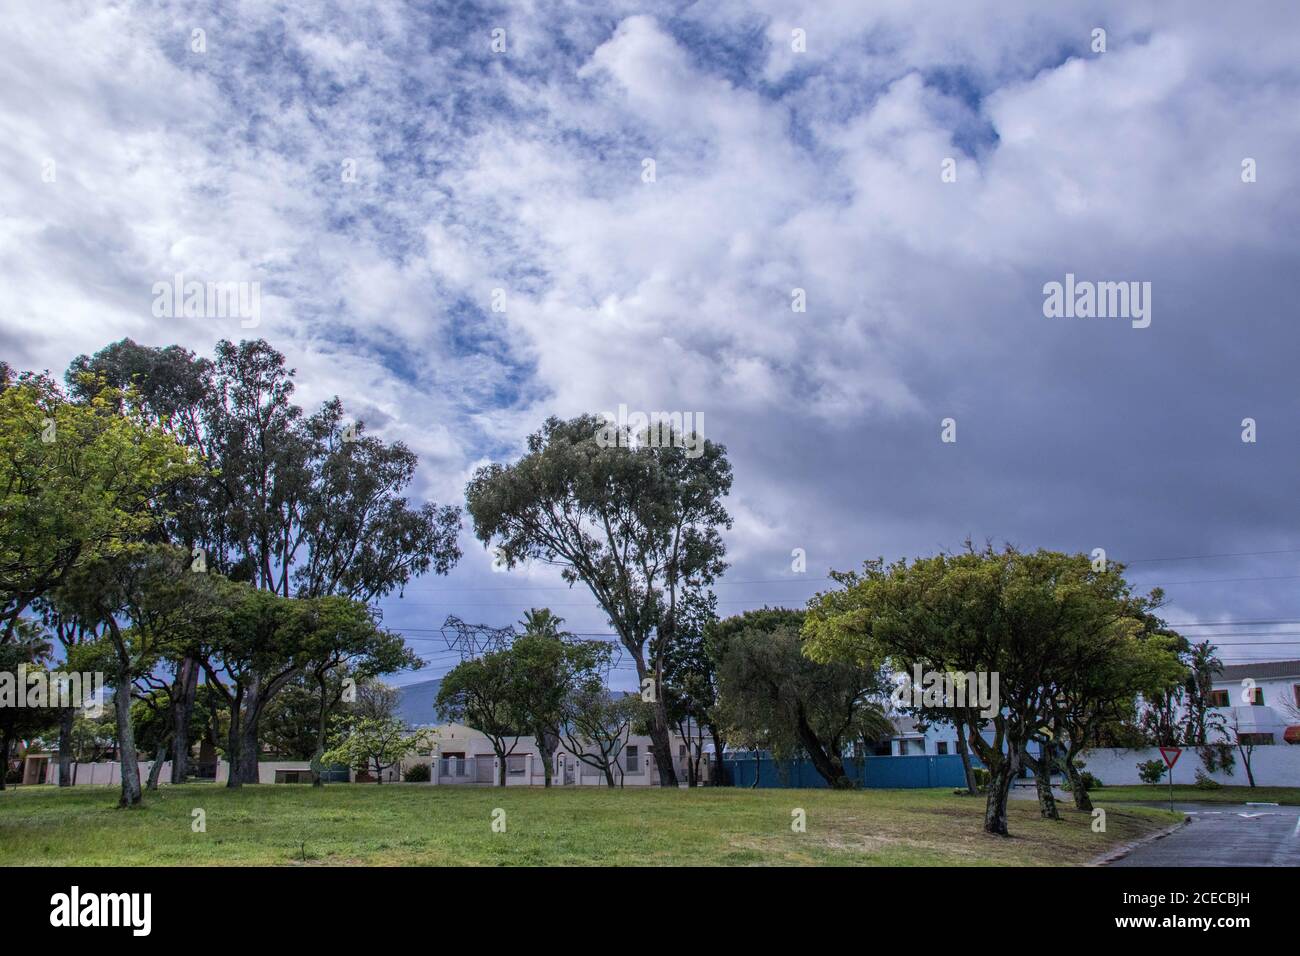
[1109, 802, 1300, 867]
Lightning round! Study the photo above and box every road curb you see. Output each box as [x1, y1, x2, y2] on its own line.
[1090, 815, 1190, 867]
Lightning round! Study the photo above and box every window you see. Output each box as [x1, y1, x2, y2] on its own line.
[506, 755, 526, 776]
[625, 745, 639, 773]
[1251, 687, 1264, 706]
[1294, 684, 1300, 708]
[936, 741, 949, 755]
[1239, 733, 1273, 746]
[1209, 690, 1230, 708]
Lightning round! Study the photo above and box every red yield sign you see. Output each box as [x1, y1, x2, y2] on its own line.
[1159, 746, 1182, 769]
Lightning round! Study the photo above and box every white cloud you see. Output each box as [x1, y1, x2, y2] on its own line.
[4, 1, 1300, 659]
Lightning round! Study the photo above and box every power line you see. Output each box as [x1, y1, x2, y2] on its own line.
[1166, 619, 1300, 627]
[382, 573, 1300, 612]
[393, 546, 1300, 596]
[1146, 574, 1300, 587]
[1124, 548, 1300, 564]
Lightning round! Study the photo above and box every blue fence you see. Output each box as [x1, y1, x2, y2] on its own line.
[723, 753, 976, 789]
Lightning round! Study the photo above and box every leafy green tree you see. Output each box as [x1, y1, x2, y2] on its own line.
[1180, 641, 1224, 746]
[298, 602, 419, 785]
[68, 340, 236, 782]
[805, 545, 1163, 835]
[321, 716, 432, 784]
[69, 338, 462, 601]
[129, 686, 185, 792]
[714, 608, 892, 789]
[259, 676, 324, 760]
[465, 414, 732, 787]
[1046, 614, 1185, 812]
[67, 711, 117, 766]
[292, 399, 462, 600]
[0, 374, 196, 638]
[0, 626, 60, 789]
[1137, 758, 1167, 785]
[658, 589, 722, 785]
[559, 682, 648, 788]
[508, 611, 609, 787]
[56, 545, 226, 805]
[68, 339, 461, 779]
[437, 650, 525, 786]
[35, 599, 103, 786]
[199, 584, 312, 788]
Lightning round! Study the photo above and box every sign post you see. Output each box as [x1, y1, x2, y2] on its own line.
[1159, 746, 1182, 812]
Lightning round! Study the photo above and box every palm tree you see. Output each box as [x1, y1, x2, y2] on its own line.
[518, 607, 566, 640]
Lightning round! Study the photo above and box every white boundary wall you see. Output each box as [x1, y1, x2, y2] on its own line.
[38, 759, 362, 785]
[1080, 746, 1300, 787]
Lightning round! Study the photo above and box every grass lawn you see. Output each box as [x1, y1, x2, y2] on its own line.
[1094, 784, 1300, 806]
[0, 783, 1179, 866]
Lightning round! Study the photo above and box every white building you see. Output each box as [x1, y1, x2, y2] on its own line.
[417, 721, 706, 787]
[1208, 660, 1300, 745]
[885, 659, 1300, 754]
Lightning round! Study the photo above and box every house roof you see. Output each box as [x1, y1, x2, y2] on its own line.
[1214, 660, 1300, 682]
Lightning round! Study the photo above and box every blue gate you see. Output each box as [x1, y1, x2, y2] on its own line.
[723, 754, 976, 789]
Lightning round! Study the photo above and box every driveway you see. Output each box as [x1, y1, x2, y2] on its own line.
[1107, 802, 1300, 866]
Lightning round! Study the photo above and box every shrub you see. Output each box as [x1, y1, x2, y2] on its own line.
[1194, 769, 1222, 790]
[1199, 742, 1235, 777]
[403, 763, 431, 783]
[1137, 759, 1167, 785]
[1077, 771, 1102, 791]
[972, 767, 990, 790]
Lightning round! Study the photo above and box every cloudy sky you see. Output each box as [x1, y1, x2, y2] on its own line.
[3, 1, 1299, 685]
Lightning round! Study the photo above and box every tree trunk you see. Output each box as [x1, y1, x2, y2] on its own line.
[1064, 749, 1092, 812]
[982, 750, 1017, 836]
[536, 729, 558, 788]
[0, 729, 10, 791]
[146, 734, 171, 791]
[230, 674, 272, 786]
[751, 750, 760, 788]
[647, 703, 678, 787]
[236, 720, 260, 785]
[311, 673, 331, 787]
[1238, 745, 1256, 787]
[709, 727, 727, 785]
[57, 707, 75, 787]
[795, 708, 848, 787]
[114, 667, 143, 807]
[233, 670, 298, 785]
[1018, 742, 1059, 820]
[170, 654, 199, 784]
[1033, 748, 1059, 820]
[497, 755, 507, 787]
[953, 715, 977, 795]
[604, 764, 616, 787]
[635, 653, 679, 787]
[225, 704, 243, 789]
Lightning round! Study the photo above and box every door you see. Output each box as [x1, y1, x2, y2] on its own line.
[475, 755, 495, 783]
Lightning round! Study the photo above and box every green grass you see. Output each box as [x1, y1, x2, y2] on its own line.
[0, 783, 1179, 866]
[1095, 784, 1300, 806]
